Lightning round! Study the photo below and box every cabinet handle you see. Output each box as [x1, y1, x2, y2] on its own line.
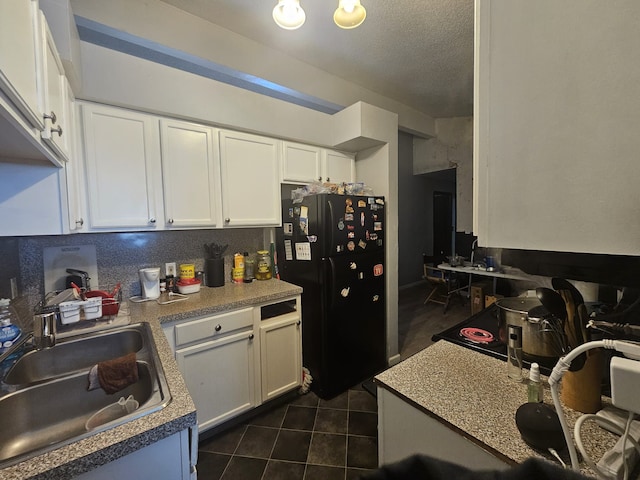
[43, 111, 57, 124]
[248, 334, 254, 340]
[318, 176, 322, 182]
[149, 218, 156, 224]
[215, 324, 222, 332]
[167, 218, 174, 224]
[75, 218, 84, 227]
[51, 125, 63, 137]
[224, 218, 231, 224]
[296, 320, 301, 326]
[326, 177, 330, 182]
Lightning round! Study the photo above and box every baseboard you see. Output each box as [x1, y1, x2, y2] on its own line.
[388, 354, 401, 366]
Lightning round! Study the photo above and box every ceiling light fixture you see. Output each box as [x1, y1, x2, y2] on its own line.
[334, 0, 366, 29]
[272, 0, 306, 30]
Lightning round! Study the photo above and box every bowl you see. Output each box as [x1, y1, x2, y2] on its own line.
[177, 279, 201, 294]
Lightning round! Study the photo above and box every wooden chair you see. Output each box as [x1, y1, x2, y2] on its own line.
[423, 255, 466, 313]
[423, 263, 450, 308]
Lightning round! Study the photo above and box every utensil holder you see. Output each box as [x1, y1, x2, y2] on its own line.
[561, 348, 603, 413]
[206, 258, 225, 287]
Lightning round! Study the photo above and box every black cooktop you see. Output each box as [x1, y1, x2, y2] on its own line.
[432, 304, 552, 375]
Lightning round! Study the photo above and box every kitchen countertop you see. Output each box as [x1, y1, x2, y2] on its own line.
[375, 340, 617, 476]
[1, 279, 302, 480]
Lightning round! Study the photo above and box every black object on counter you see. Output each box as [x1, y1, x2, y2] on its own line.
[515, 403, 566, 451]
[206, 257, 225, 287]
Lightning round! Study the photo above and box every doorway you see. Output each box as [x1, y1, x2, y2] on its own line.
[433, 191, 454, 262]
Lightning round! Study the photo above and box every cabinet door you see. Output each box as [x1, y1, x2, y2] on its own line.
[39, 14, 70, 162]
[323, 149, 355, 184]
[219, 130, 281, 227]
[282, 141, 321, 184]
[160, 120, 220, 228]
[62, 86, 85, 232]
[176, 330, 257, 432]
[81, 104, 163, 229]
[0, 0, 44, 130]
[260, 315, 301, 402]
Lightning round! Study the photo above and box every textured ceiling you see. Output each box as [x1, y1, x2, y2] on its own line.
[159, 0, 474, 118]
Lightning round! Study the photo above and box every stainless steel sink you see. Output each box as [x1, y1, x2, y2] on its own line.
[0, 323, 171, 468]
[5, 327, 144, 385]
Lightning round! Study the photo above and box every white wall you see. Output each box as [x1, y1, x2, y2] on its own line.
[413, 117, 473, 233]
[70, 0, 435, 138]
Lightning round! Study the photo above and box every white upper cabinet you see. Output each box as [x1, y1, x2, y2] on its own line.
[0, 0, 44, 131]
[323, 149, 355, 184]
[282, 141, 321, 184]
[39, 12, 71, 162]
[282, 141, 355, 185]
[81, 103, 164, 230]
[219, 130, 281, 227]
[160, 120, 221, 228]
[474, 0, 640, 255]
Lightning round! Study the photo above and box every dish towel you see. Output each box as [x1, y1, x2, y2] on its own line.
[87, 352, 139, 394]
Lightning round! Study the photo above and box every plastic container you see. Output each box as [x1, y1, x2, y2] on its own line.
[255, 250, 272, 280]
[177, 279, 201, 294]
[85, 395, 139, 431]
[59, 300, 82, 324]
[0, 298, 21, 352]
[82, 297, 103, 320]
[244, 252, 255, 283]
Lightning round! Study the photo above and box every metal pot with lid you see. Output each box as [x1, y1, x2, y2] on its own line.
[496, 297, 565, 362]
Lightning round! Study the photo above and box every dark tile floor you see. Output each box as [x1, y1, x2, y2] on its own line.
[197, 385, 378, 480]
[197, 282, 470, 479]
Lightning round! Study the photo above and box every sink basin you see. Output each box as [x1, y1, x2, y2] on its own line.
[0, 323, 170, 468]
[5, 325, 144, 385]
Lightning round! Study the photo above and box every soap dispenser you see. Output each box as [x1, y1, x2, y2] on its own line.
[528, 362, 543, 403]
[0, 298, 21, 352]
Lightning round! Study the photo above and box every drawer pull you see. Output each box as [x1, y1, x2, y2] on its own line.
[214, 324, 222, 332]
[296, 320, 301, 326]
[248, 334, 254, 340]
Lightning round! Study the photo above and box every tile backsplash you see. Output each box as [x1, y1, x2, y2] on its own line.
[0, 228, 267, 322]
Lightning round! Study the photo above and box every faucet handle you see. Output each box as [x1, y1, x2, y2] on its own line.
[33, 312, 57, 349]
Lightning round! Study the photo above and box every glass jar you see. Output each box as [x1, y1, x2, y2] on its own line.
[255, 250, 272, 280]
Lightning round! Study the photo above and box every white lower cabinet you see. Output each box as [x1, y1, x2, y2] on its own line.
[163, 296, 301, 433]
[176, 330, 257, 431]
[74, 429, 194, 480]
[260, 313, 301, 402]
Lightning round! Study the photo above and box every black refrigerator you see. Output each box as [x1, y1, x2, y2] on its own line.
[276, 193, 387, 399]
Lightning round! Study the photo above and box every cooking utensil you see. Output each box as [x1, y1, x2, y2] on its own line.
[555, 288, 586, 371]
[496, 297, 563, 360]
[535, 288, 567, 321]
[551, 278, 584, 307]
[71, 282, 88, 301]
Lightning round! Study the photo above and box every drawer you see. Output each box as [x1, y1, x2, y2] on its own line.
[175, 307, 254, 347]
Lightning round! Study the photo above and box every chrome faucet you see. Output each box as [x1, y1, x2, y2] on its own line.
[0, 312, 56, 364]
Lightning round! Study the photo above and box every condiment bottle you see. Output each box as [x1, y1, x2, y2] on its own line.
[507, 325, 523, 381]
[255, 250, 272, 280]
[528, 362, 543, 403]
[232, 253, 245, 283]
[243, 252, 255, 283]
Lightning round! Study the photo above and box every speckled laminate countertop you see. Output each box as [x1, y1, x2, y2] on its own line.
[0, 279, 302, 480]
[375, 340, 618, 477]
